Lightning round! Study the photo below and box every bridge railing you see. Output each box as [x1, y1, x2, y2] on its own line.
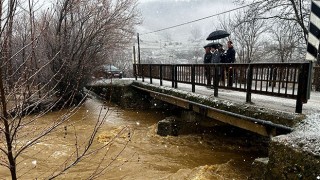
[133, 62, 311, 113]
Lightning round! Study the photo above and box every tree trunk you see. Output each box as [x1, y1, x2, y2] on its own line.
[0, 66, 16, 179]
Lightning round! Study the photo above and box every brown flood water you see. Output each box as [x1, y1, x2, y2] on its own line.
[0, 97, 264, 179]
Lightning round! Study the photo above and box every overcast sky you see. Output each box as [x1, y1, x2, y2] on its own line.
[137, 0, 238, 42]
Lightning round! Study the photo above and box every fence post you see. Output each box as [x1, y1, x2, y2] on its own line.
[171, 65, 175, 88]
[133, 64, 137, 80]
[149, 64, 152, 84]
[160, 65, 163, 86]
[133, 46, 137, 80]
[174, 65, 178, 88]
[246, 64, 253, 103]
[142, 65, 145, 82]
[314, 66, 320, 91]
[207, 65, 211, 86]
[295, 62, 310, 113]
[191, 65, 195, 92]
[214, 65, 219, 97]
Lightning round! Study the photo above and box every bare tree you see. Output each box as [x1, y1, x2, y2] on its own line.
[0, 1, 19, 178]
[162, 32, 172, 43]
[218, 10, 267, 63]
[235, 11, 267, 63]
[237, 0, 310, 44]
[0, 0, 140, 179]
[42, 0, 140, 106]
[189, 26, 202, 43]
[231, 0, 310, 63]
[191, 46, 203, 64]
[266, 20, 301, 63]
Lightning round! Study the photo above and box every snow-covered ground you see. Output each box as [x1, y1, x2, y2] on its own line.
[274, 113, 320, 155]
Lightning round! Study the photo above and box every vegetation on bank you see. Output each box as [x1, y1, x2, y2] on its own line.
[0, 0, 140, 179]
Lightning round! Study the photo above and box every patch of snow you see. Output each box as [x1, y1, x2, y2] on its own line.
[32, 160, 37, 167]
[274, 113, 320, 155]
[88, 78, 134, 86]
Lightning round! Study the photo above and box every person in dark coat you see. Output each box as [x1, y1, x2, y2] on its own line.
[225, 40, 236, 86]
[203, 46, 212, 64]
[226, 41, 236, 63]
[211, 45, 221, 84]
[211, 46, 221, 63]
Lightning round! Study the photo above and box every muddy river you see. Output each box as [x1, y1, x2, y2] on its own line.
[0, 97, 266, 179]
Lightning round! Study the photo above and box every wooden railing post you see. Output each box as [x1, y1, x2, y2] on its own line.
[296, 65, 304, 113]
[214, 65, 219, 97]
[149, 64, 152, 84]
[133, 45, 137, 80]
[191, 65, 195, 92]
[133, 64, 137, 80]
[160, 65, 163, 86]
[295, 62, 310, 113]
[174, 65, 178, 88]
[171, 65, 175, 88]
[142, 65, 145, 82]
[246, 64, 253, 103]
[207, 65, 211, 86]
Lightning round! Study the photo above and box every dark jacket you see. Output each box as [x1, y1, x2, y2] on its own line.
[211, 50, 221, 63]
[203, 52, 212, 64]
[226, 47, 235, 63]
[219, 49, 227, 63]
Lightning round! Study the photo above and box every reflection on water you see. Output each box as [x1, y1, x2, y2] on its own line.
[0, 97, 263, 179]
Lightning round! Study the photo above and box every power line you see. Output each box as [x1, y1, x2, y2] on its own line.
[140, 2, 258, 36]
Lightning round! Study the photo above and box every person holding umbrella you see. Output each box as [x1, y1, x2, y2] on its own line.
[226, 40, 235, 63]
[206, 30, 231, 86]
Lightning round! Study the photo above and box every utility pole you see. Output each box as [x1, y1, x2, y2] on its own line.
[137, 33, 141, 64]
[133, 45, 136, 64]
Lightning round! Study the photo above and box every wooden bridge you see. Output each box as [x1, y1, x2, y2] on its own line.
[134, 62, 312, 113]
[130, 62, 314, 137]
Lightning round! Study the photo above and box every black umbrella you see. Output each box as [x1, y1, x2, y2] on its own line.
[206, 30, 230, 40]
[203, 42, 222, 49]
[203, 43, 213, 48]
